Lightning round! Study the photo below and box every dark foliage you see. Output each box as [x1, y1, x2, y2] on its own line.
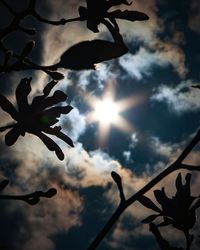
[48, 19, 128, 71]
[138, 173, 200, 249]
[78, 0, 149, 33]
[88, 129, 200, 250]
[2, 1, 200, 250]
[0, 78, 74, 160]
[139, 173, 200, 231]
[0, 0, 149, 78]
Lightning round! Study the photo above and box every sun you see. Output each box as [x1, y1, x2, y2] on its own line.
[84, 80, 143, 145]
[93, 99, 119, 125]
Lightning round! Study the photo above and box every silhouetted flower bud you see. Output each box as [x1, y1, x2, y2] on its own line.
[45, 188, 57, 198]
[111, 171, 121, 185]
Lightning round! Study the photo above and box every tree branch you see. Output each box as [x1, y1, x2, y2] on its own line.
[87, 129, 200, 249]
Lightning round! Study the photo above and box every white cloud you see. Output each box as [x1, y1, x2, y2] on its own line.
[61, 106, 86, 141]
[119, 47, 169, 80]
[123, 150, 132, 162]
[129, 133, 139, 149]
[151, 80, 200, 113]
[72, 63, 115, 91]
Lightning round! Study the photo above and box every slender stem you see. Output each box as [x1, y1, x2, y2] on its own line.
[0, 194, 27, 201]
[32, 11, 81, 25]
[87, 129, 200, 250]
[184, 230, 193, 250]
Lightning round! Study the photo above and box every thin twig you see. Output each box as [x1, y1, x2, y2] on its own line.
[87, 129, 200, 250]
[0, 188, 57, 205]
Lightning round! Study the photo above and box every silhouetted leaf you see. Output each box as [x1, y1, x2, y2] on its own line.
[138, 195, 162, 213]
[141, 214, 160, 223]
[57, 39, 127, 70]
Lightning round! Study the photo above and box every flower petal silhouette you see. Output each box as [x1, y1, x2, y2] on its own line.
[0, 78, 73, 160]
[138, 195, 162, 213]
[0, 94, 18, 120]
[34, 131, 65, 160]
[5, 125, 21, 146]
[16, 78, 32, 112]
[140, 173, 200, 232]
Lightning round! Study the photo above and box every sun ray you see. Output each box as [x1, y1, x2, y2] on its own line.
[84, 80, 143, 145]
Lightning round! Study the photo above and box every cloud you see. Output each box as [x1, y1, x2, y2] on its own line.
[66, 63, 116, 91]
[1, 118, 200, 250]
[151, 80, 200, 113]
[61, 106, 86, 142]
[150, 39, 188, 78]
[129, 133, 139, 149]
[117, 0, 187, 79]
[123, 150, 132, 162]
[119, 0, 162, 43]
[0, 184, 83, 250]
[119, 42, 187, 80]
[119, 47, 168, 79]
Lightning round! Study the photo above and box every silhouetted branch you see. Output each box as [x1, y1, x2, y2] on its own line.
[180, 163, 200, 171]
[78, 0, 148, 33]
[0, 0, 147, 77]
[87, 129, 200, 249]
[0, 0, 81, 78]
[0, 179, 57, 205]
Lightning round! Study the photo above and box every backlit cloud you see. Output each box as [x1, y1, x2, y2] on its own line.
[151, 80, 200, 113]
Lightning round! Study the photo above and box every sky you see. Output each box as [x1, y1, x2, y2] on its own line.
[0, 0, 200, 250]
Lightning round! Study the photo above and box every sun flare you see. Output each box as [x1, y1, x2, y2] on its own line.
[85, 80, 143, 145]
[93, 99, 119, 125]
